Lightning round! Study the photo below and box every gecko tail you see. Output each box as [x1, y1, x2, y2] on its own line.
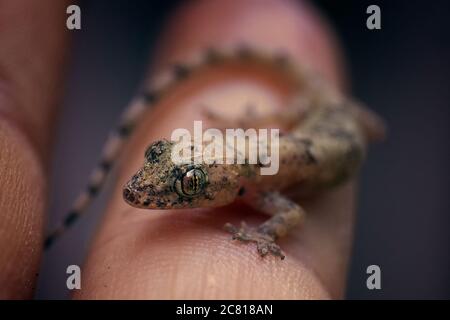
[44, 95, 156, 250]
[357, 104, 387, 142]
[44, 210, 79, 249]
[43, 122, 126, 250]
[347, 99, 387, 143]
[42, 49, 250, 249]
[44, 47, 365, 249]
[43, 57, 194, 250]
[43, 161, 111, 250]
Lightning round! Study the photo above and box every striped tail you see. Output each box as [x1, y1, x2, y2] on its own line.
[43, 46, 336, 249]
[44, 48, 209, 249]
[44, 92, 157, 249]
[44, 54, 204, 249]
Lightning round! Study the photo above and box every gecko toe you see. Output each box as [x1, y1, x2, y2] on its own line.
[224, 221, 286, 259]
[257, 240, 285, 259]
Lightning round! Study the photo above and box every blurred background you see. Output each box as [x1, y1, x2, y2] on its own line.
[36, 0, 449, 299]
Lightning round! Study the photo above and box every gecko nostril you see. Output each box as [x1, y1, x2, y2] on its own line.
[123, 187, 135, 203]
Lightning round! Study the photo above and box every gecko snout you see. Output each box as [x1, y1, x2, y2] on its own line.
[123, 186, 137, 205]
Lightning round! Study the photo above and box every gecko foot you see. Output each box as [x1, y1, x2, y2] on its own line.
[224, 222, 285, 259]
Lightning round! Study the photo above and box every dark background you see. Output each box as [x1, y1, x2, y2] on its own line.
[36, 0, 450, 299]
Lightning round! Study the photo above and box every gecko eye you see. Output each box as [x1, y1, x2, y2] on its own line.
[175, 168, 207, 197]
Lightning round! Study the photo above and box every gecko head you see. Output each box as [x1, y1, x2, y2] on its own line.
[123, 139, 241, 209]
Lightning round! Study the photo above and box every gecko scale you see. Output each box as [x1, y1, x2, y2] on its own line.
[45, 47, 385, 259]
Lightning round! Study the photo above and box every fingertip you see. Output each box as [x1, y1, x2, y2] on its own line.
[153, 0, 346, 88]
[81, 0, 352, 300]
[76, 208, 330, 299]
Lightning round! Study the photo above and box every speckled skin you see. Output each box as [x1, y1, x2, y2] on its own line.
[124, 80, 385, 259]
[45, 47, 385, 257]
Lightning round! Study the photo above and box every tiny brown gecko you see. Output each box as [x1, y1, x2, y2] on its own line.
[45, 47, 385, 259]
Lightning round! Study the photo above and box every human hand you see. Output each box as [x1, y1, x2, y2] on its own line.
[0, 0, 355, 299]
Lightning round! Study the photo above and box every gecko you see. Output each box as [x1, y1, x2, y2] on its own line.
[45, 47, 385, 259]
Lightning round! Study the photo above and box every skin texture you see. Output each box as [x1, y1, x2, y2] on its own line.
[118, 51, 383, 259]
[0, 0, 367, 299]
[0, 0, 69, 298]
[75, 0, 359, 299]
[47, 48, 385, 254]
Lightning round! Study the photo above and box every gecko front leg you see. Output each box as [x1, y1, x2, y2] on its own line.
[224, 191, 306, 259]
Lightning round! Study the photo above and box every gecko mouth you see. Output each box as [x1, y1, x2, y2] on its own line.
[123, 184, 166, 209]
